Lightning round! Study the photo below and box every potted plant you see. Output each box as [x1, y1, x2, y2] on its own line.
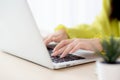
[96, 36, 120, 80]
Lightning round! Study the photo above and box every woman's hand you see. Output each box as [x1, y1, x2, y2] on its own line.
[52, 38, 102, 58]
[44, 29, 68, 45]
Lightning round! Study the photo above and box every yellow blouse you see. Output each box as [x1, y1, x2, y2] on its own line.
[55, 0, 120, 39]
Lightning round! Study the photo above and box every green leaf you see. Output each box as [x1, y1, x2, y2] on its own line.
[96, 36, 120, 63]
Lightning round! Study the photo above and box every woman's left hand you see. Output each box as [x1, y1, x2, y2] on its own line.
[52, 38, 102, 58]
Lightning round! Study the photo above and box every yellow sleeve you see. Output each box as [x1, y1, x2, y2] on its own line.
[55, 24, 102, 39]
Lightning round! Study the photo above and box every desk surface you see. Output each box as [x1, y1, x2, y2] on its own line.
[0, 52, 98, 80]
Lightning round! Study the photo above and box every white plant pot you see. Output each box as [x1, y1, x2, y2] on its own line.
[96, 60, 120, 80]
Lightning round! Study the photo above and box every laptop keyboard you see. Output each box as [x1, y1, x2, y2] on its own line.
[47, 46, 85, 63]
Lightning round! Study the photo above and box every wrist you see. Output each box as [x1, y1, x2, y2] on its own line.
[91, 38, 103, 51]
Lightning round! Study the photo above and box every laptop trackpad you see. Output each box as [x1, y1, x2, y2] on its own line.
[72, 49, 96, 58]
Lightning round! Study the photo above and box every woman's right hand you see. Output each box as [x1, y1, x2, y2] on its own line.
[44, 29, 69, 45]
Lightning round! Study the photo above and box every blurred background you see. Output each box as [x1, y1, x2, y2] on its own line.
[28, 0, 102, 33]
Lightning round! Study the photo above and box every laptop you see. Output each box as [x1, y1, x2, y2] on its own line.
[0, 0, 98, 69]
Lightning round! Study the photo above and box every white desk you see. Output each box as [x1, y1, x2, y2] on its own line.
[0, 52, 98, 80]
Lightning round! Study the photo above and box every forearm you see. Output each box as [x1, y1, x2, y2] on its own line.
[90, 38, 103, 51]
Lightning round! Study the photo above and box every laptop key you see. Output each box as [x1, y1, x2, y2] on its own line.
[47, 47, 85, 63]
[51, 54, 85, 63]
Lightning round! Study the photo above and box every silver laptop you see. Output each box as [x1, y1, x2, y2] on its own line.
[0, 0, 97, 69]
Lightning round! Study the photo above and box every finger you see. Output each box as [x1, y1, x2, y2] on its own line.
[51, 46, 66, 56]
[60, 44, 74, 58]
[53, 40, 71, 52]
[70, 43, 94, 53]
[44, 35, 62, 45]
[44, 35, 54, 45]
[69, 43, 83, 53]
[52, 36, 62, 42]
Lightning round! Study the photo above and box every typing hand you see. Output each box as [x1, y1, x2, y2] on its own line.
[51, 38, 102, 58]
[44, 29, 68, 45]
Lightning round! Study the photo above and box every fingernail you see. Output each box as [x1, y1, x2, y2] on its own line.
[51, 53, 55, 56]
[53, 49, 57, 52]
[60, 55, 64, 58]
[53, 49, 55, 52]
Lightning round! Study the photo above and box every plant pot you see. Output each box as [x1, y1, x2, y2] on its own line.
[96, 60, 120, 80]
